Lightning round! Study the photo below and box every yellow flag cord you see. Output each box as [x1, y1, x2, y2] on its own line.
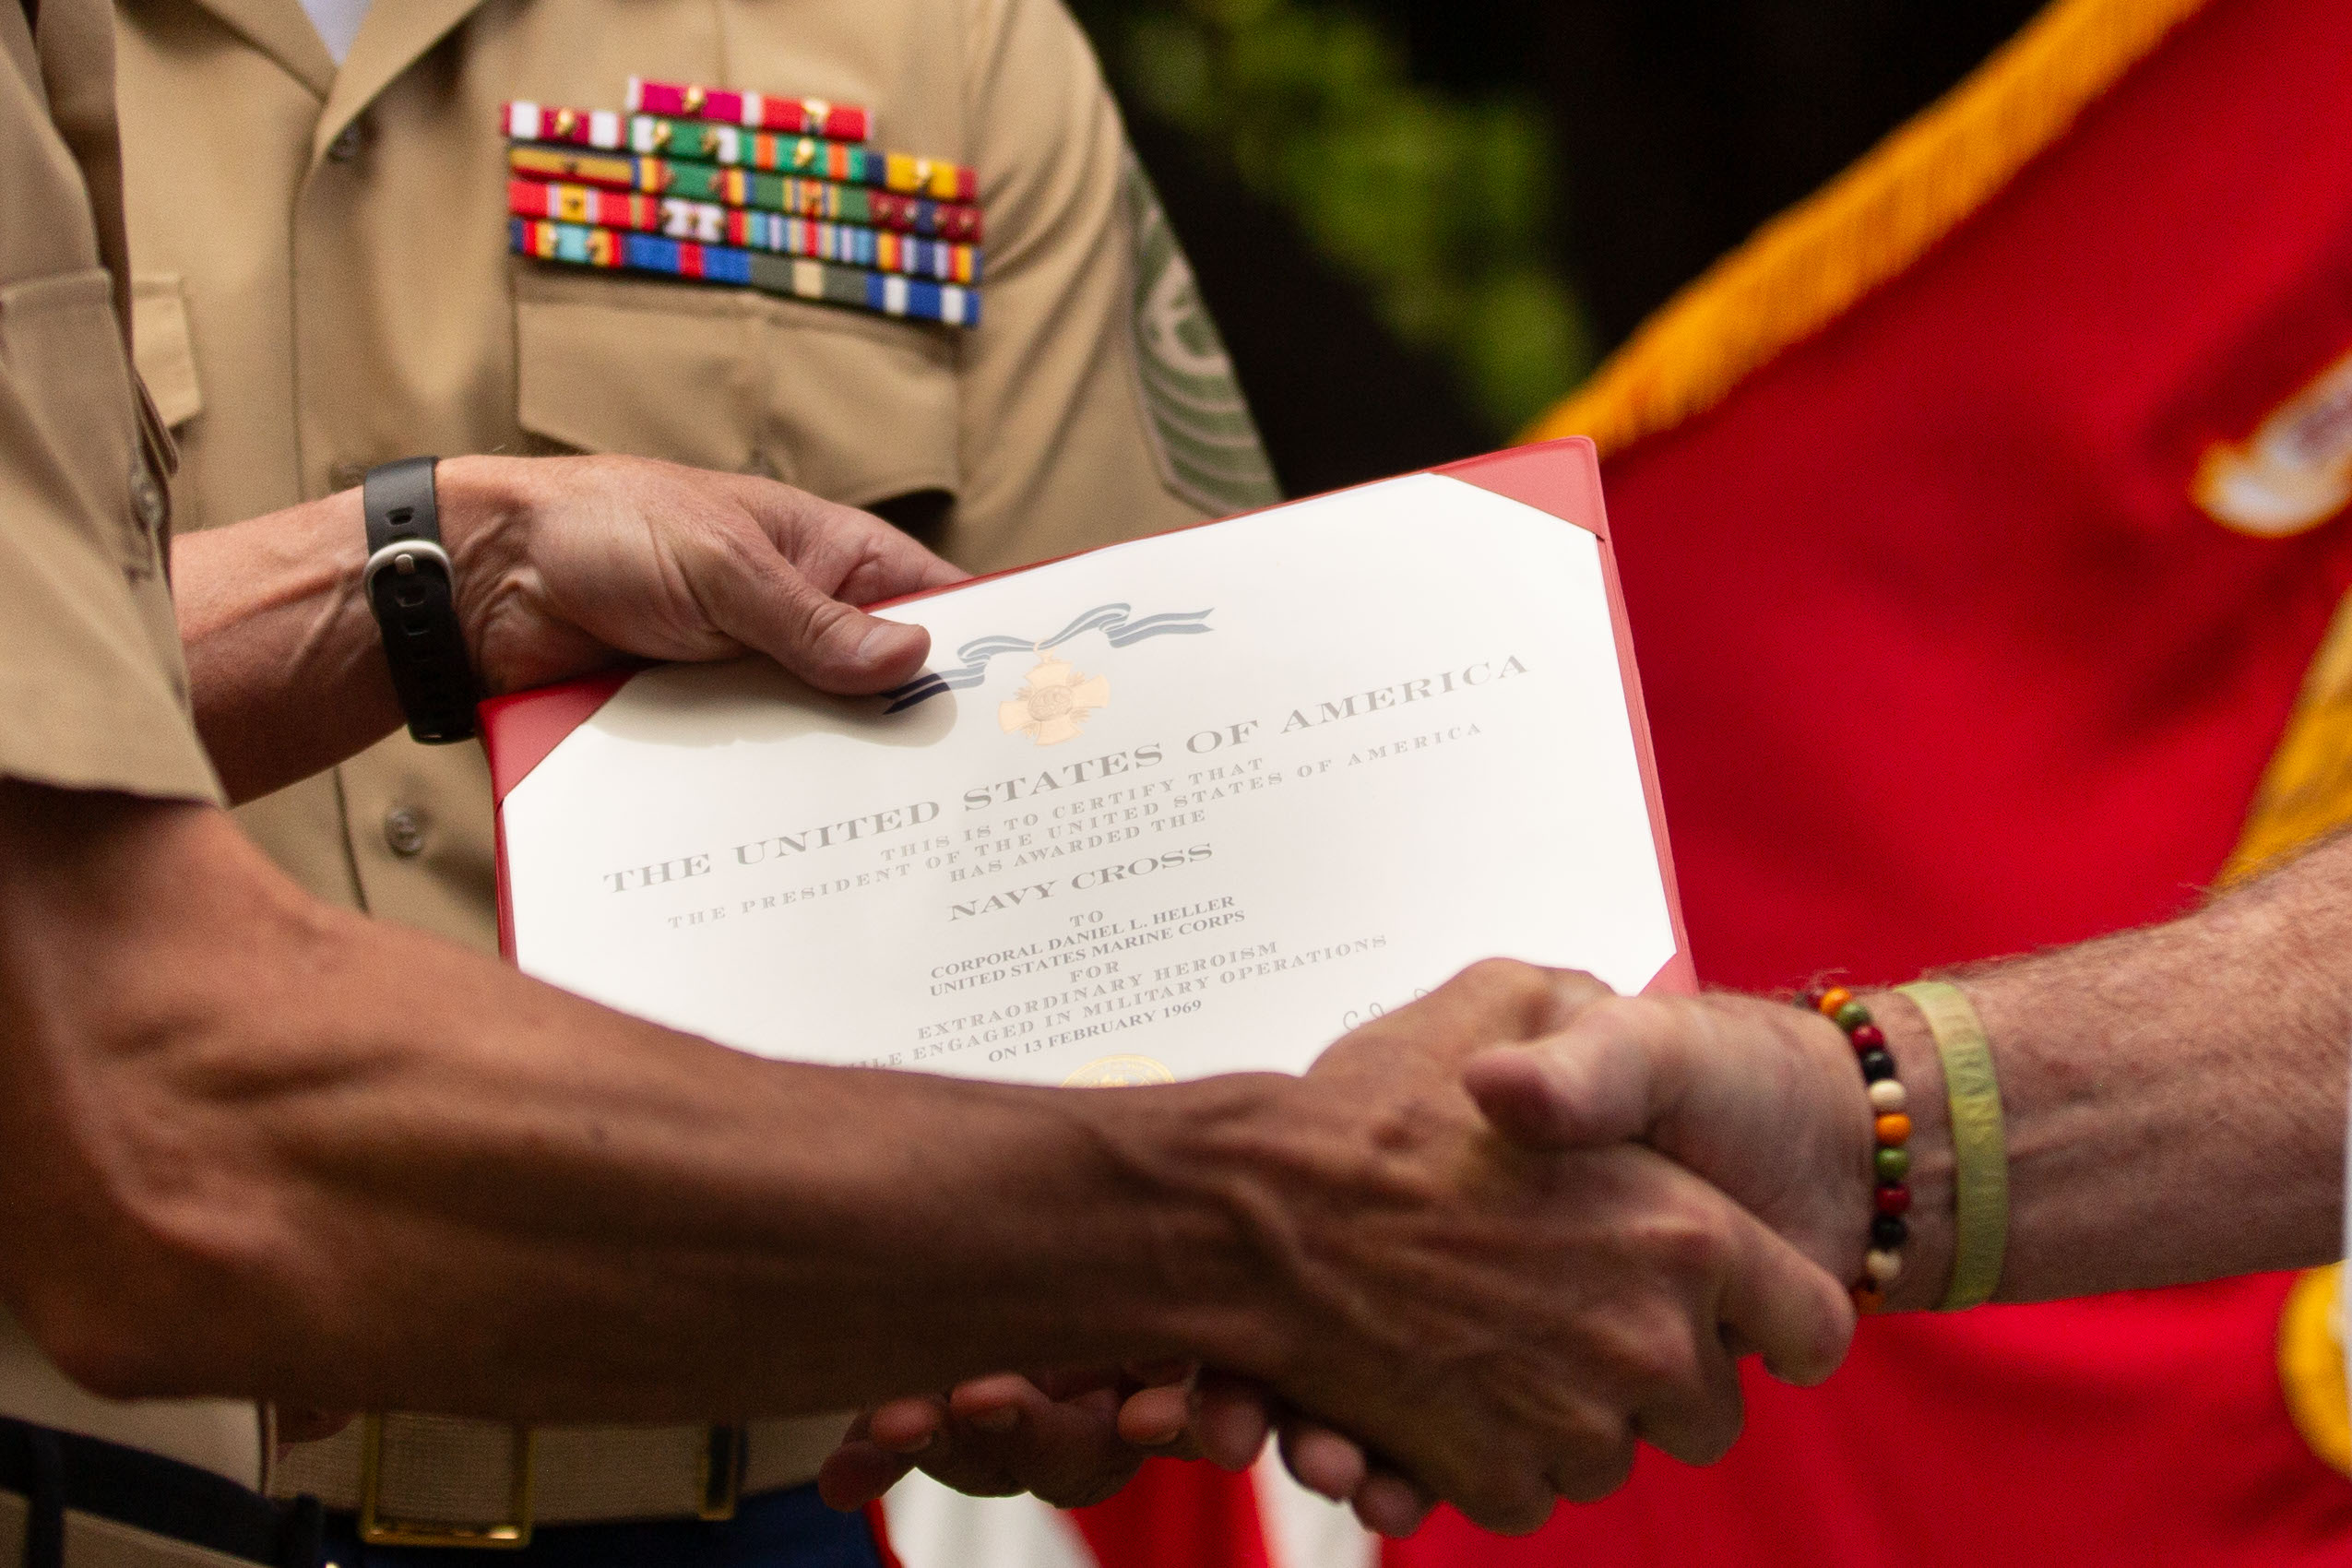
[1519, 0, 2216, 458]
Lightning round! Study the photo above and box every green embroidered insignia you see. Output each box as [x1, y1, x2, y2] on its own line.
[1123, 153, 1282, 516]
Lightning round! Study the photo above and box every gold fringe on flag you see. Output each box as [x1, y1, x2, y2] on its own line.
[2220, 590, 2352, 885]
[2247, 586, 2352, 1479]
[1520, 0, 2218, 457]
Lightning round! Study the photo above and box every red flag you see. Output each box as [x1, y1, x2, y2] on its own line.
[878, 1458, 1369, 1568]
[1394, 0, 2352, 1562]
[1071, 1458, 1277, 1568]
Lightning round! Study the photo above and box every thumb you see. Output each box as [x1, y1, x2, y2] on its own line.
[694, 542, 933, 695]
[1462, 1001, 1688, 1150]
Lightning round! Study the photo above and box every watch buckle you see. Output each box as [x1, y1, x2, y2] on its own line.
[361, 536, 453, 600]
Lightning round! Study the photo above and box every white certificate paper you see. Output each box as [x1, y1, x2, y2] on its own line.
[497, 458, 1687, 1086]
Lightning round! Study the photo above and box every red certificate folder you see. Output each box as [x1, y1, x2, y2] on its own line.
[484, 436, 1693, 1082]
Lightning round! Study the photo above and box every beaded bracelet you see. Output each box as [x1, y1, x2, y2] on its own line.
[1799, 985, 1909, 1313]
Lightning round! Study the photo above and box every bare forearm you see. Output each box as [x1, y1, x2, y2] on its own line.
[171, 457, 548, 803]
[1868, 829, 2352, 1308]
[172, 453, 955, 802]
[0, 788, 1283, 1419]
[172, 485, 401, 802]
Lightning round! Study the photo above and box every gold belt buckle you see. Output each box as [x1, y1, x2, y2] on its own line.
[358, 1416, 538, 1549]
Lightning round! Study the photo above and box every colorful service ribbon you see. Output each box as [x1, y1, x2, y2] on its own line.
[509, 179, 980, 283]
[505, 104, 977, 206]
[511, 218, 980, 328]
[631, 116, 978, 207]
[623, 76, 868, 142]
[507, 140, 980, 232]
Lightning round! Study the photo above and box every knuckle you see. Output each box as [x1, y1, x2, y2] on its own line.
[1682, 1396, 1746, 1467]
[1462, 1472, 1557, 1537]
[1552, 1435, 1636, 1504]
[760, 577, 860, 671]
[697, 513, 780, 591]
[1618, 1319, 1705, 1398]
[1787, 1279, 1858, 1384]
[797, 592, 857, 648]
[1576, 992, 1645, 1039]
[1580, 992, 1636, 1029]
[1639, 1361, 1747, 1468]
[1456, 957, 1553, 1012]
[1585, 992, 1682, 1053]
[1558, 968, 1612, 999]
[1635, 1203, 1732, 1287]
[1540, 1407, 1637, 1504]
[1456, 956, 1534, 988]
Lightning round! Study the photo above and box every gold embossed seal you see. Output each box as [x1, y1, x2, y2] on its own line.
[1000, 655, 1110, 746]
[1063, 1055, 1176, 1087]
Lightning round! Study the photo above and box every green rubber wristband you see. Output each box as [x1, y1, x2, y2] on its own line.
[1894, 980, 2008, 1311]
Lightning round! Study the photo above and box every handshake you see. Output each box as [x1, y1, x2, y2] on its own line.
[819, 960, 1901, 1537]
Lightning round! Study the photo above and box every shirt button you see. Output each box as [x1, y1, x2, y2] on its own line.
[384, 807, 427, 858]
[327, 122, 364, 162]
[128, 460, 167, 533]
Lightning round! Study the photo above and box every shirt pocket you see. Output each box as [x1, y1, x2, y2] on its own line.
[0, 267, 153, 573]
[511, 266, 963, 510]
[130, 272, 205, 433]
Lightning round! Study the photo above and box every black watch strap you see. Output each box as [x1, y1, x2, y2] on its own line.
[362, 457, 482, 743]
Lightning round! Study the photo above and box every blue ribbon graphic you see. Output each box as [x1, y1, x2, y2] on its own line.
[881, 602, 1214, 713]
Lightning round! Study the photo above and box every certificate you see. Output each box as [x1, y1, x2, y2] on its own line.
[489, 439, 1692, 1086]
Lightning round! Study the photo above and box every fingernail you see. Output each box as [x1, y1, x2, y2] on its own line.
[878, 1431, 932, 1455]
[856, 622, 911, 666]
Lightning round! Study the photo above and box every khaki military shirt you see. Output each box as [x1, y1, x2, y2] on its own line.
[0, 0, 259, 1488]
[113, 0, 1278, 955]
[0, 0, 211, 806]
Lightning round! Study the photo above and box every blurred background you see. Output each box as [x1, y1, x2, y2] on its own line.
[1078, 0, 2048, 493]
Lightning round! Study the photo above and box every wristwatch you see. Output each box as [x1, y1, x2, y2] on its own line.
[361, 457, 483, 743]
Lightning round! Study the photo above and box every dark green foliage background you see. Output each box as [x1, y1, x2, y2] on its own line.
[1069, 0, 2049, 483]
[1072, 0, 1588, 436]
